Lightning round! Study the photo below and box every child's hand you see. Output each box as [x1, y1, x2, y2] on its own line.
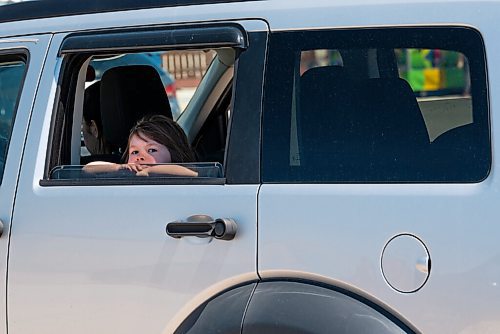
[135, 168, 150, 176]
[120, 163, 150, 174]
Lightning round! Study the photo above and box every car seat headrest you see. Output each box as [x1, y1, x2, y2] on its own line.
[99, 65, 173, 151]
[298, 67, 430, 181]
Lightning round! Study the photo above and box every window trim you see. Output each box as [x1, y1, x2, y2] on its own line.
[39, 177, 226, 187]
[225, 30, 267, 184]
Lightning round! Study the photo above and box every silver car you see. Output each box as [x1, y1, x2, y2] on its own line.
[0, 1, 496, 333]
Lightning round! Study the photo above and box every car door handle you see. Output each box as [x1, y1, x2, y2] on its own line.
[166, 215, 237, 240]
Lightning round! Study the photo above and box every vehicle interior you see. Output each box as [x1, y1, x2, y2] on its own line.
[48, 46, 235, 180]
[298, 47, 472, 144]
[284, 42, 486, 183]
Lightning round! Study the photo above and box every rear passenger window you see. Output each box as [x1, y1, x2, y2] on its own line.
[263, 27, 490, 183]
[0, 55, 26, 182]
[44, 26, 242, 183]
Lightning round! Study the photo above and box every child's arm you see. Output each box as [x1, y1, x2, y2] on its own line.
[135, 164, 198, 177]
[83, 161, 144, 174]
[83, 162, 197, 177]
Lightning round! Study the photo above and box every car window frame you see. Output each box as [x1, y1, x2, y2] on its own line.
[40, 22, 266, 186]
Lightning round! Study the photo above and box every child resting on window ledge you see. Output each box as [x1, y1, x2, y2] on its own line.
[84, 114, 198, 177]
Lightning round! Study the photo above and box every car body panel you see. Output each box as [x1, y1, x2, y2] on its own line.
[257, 12, 500, 334]
[0, 1, 495, 38]
[258, 183, 500, 333]
[0, 1, 499, 333]
[7, 21, 265, 334]
[0, 33, 51, 334]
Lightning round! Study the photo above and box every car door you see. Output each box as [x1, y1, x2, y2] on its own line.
[0, 35, 51, 334]
[259, 26, 493, 333]
[8, 21, 266, 334]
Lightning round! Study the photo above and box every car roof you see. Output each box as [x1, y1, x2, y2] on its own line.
[0, 0, 263, 24]
[0, 0, 496, 39]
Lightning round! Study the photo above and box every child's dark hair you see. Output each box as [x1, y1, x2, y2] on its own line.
[124, 114, 196, 163]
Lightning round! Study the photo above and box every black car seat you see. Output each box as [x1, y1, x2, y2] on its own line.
[299, 66, 430, 182]
[298, 65, 361, 181]
[355, 78, 430, 181]
[99, 65, 173, 155]
[429, 122, 489, 182]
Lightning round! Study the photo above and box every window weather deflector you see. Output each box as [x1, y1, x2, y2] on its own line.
[59, 24, 248, 56]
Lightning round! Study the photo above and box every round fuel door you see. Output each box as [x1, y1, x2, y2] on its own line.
[381, 234, 431, 293]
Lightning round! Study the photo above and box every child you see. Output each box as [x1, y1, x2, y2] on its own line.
[84, 114, 198, 177]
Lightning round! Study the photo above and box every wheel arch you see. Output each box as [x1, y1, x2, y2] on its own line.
[171, 272, 420, 334]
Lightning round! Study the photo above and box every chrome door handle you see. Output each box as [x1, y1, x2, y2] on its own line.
[166, 215, 237, 240]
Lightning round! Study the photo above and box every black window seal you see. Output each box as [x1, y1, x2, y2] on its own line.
[40, 177, 226, 187]
[44, 53, 87, 180]
[225, 30, 267, 184]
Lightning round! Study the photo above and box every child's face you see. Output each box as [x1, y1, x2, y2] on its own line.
[127, 133, 172, 164]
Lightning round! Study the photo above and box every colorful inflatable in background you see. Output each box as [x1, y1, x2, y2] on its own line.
[397, 48, 469, 96]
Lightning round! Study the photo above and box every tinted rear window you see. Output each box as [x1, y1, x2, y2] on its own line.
[262, 27, 490, 183]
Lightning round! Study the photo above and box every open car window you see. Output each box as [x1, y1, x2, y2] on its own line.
[45, 26, 239, 184]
